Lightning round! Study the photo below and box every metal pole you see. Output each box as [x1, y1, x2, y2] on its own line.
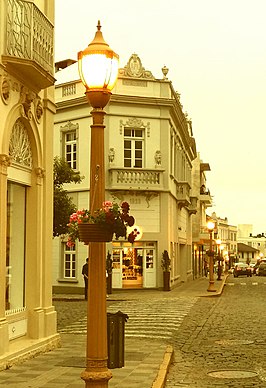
[81, 108, 112, 387]
[207, 230, 216, 292]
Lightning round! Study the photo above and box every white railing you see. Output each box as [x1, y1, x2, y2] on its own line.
[62, 83, 76, 97]
[109, 168, 164, 188]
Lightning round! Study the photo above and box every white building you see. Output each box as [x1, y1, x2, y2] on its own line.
[0, 0, 59, 369]
[238, 224, 266, 260]
[53, 53, 202, 292]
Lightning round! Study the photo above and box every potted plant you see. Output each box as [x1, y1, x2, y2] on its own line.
[67, 200, 139, 246]
[161, 250, 171, 291]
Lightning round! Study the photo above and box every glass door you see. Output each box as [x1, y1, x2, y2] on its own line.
[143, 248, 156, 288]
[122, 247, 143, 289]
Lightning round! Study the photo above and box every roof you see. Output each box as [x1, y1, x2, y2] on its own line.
[55, 61, 80, 85]
[237, 242, 259, 253]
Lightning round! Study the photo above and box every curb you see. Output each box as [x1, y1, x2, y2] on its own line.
[151, 345, 174, 388]
[199, 274, 228, 297]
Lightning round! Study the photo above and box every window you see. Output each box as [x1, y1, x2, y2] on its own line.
[124, 128, 143, 168]
[6, 182, 26, 311]
[60, 122, 79, 169]
[64, 244, 76, 278]
[65, 132, 77, 169]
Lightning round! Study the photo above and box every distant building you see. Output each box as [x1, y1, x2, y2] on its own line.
[237, 243, 259, 264]
[208, 212, 238, 268]
[237, 224, 266, 260]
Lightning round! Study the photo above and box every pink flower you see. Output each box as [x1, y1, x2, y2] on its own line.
[102, 201, 113, 212]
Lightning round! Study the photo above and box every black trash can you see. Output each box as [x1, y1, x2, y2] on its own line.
[107, 311, 128, 369]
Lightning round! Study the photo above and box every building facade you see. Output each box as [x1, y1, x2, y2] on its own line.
[191, 154, 213, 278]
[0, 0, 59, 369]
[53, 54, 200, 293]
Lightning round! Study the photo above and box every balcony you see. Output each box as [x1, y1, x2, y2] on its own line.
[176, 181, 191, 209]
[108, 168, 164, 191]
[199, 226, 212, 243]
[2, 0, 55, 90]
[199, 188, 212, 207]
[187, 196, 198, 215]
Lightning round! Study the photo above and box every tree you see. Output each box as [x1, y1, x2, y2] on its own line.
[53, 156, 83, 237]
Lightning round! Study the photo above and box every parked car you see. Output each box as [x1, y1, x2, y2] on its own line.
[257, 263, 266, 276]
[233, 263, 252, 277]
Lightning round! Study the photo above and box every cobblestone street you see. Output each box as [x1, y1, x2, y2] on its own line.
[166, 277, 266, 387]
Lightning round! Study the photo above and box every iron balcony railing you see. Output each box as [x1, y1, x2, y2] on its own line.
[6, 0, 54, 75]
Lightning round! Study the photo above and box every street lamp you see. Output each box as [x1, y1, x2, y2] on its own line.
[78, 21, 119, 388]
[207, 221, 216, 292]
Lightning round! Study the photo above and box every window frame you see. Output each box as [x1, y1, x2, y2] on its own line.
[123, 127, 144, 168]
[63, 243, 76, 279]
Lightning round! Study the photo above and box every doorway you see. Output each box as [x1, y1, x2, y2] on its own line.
[111, 242, 156, 289]
[122, 247, 143, 288]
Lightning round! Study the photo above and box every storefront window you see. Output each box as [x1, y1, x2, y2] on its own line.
[6, 183, 26, 311]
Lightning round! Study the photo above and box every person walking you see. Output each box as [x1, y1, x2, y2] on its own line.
[82, 258, 88, 300]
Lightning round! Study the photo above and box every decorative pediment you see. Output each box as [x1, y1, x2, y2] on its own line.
[119, 54, 155, 80]
[60, 121, 79, 132]
[119, 118, 150, 136]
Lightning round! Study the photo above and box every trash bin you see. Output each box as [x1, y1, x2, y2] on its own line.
[107, 311, 128, 369]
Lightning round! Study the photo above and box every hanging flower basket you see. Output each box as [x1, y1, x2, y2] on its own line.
[66, 201, 137, 247]
[78, 223, 113, 244]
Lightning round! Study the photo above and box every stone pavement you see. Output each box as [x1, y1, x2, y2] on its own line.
[165, 275, 266, 388]
[0, 276, 226, 388]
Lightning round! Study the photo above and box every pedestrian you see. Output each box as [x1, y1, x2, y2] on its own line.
[82, 258, 88, 300]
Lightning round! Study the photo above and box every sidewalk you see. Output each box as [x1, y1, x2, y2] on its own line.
[53, 274, 228, 302]
[0, 276, 227, 388]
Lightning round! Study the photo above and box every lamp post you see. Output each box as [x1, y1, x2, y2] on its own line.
[78, 21, 119, 388]
[207, 221, 216, 292]
[216, 239, 222, 281]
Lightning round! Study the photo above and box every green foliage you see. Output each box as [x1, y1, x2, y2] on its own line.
[54, 156, 83, 187]
[53, 157, 83, 237]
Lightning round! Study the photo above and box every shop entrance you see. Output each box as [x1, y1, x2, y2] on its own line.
[122, 248, 143, 288]
[112, 242, 156, 289]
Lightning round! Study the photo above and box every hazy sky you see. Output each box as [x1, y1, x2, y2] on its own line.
[55, 0, 266, 234]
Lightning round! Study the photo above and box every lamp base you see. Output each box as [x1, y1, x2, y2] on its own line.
[207, 281, 216, 292]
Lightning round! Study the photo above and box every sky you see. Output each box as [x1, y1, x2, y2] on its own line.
[54, 0, 266, 234]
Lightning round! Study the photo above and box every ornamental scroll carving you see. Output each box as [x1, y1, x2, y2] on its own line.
[35, 167, 45, 185]
[119, 54, 155, 79]
[19, 86, 43, 122]
[1, 77, 11, 104]
[119, 118, 150, 136]
[0, 154, 11, 174]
